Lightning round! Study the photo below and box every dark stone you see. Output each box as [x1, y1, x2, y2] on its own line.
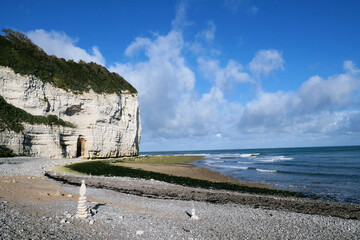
[64, 104, 83, 116]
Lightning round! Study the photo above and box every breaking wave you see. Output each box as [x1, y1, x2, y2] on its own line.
[205, 164, 249, 170]
[256, 168, 277, 173]
[256, 156, 294, 162]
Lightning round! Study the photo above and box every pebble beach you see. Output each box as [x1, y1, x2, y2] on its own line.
[0, 157, 359, 239]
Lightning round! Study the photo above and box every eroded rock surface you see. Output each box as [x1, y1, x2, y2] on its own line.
[0, 66, 141, 158]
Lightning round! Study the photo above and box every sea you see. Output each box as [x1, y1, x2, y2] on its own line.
[141, 146, 360, 204]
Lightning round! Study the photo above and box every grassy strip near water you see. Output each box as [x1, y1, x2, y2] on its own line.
[65, 159, 306, 198]
[114, 155, 204, 165]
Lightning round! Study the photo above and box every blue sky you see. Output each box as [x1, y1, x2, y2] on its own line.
[1, 0, 360, 151]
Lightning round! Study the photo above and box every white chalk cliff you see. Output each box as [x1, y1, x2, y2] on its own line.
[0, 66, 141, 158]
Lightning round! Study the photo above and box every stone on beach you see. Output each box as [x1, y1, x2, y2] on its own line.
[75, 180, 88, 219]
[0, 157, 359, 239]
[191, 208, 200, 220]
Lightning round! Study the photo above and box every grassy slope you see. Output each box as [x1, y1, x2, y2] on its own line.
[0, 29, 137, 94]
[0, 146, 17, 157]
[0, 95, 74, 133]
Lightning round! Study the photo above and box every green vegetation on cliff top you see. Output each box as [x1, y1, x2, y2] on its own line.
[0, 95, 74, 133]
[0, 29, 137, 94]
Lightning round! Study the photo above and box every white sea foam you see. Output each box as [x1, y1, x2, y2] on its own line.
[206, 164, 249, 170]
[205, 160, 225, 164]
[183, 154, 210, 156]
[256, 156, 294, 162]
[237, 161, 253, 164]
[237, 153, 261, 158]
[208, 153, 261, 159]
[256, 168, 277, 173]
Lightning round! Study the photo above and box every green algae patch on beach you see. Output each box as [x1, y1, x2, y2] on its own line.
[51, 165, 89, 176]
[112, 155, 204, 165]
[65, 160, 305, 198]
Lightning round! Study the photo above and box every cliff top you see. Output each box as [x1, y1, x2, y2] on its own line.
[0, 29, 137, 94]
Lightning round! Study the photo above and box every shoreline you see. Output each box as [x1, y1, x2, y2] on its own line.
[45, 170, 360, 220]
[112, 160, 273, 190]
[124, 155, 274, 189]
[55, 155, 360, 220]
[0, 156, 359, 239]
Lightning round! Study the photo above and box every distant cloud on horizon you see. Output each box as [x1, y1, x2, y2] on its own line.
[240, 61, 360, 136]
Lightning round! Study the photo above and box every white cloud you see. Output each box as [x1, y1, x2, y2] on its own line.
[343, 60, 359, 74]
[196, 21, 216, 43]
[249, 49, 284, 76]
[108, 3, 254, 141]
[110, 28, 244, 139]
[239, 61, 360, 135]
[224, 0, 259, 15]
[239, 91, 300, 132]
[198, 57, 253, 91]
[299, 74, 359, 112]
[110, 30, 197, 137]
[27, 29, 105, 66]
[112, 8, 359, 150]
[13, 1, 358, 151]
[247, 6, 259, 15]
[124, 37, 152, 56]
[190, 21, 220, 56]
[171, 1, 191, 30]
[299, 61, 360, 112]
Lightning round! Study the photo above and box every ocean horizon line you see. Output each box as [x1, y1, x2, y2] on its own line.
[140, 144, 360, 154]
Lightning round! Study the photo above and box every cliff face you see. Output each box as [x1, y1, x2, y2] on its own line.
[0, 66, 141, 158]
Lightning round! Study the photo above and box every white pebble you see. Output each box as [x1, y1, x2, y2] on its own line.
[136, 230, 144, 235]
[191, 215, 200, 220]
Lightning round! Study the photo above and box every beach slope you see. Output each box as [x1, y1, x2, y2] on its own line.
[0, 157, 359, 239]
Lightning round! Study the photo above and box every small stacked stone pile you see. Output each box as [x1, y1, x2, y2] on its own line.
[191, 208, 199, 220]
[75, 180, 88, 219]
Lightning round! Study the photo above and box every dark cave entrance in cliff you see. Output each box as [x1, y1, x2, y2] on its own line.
[76, 136, 86, 157]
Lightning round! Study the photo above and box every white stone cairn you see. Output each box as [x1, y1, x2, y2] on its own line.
[75, 180, 88, 219]
[191, 208, 200, 220]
